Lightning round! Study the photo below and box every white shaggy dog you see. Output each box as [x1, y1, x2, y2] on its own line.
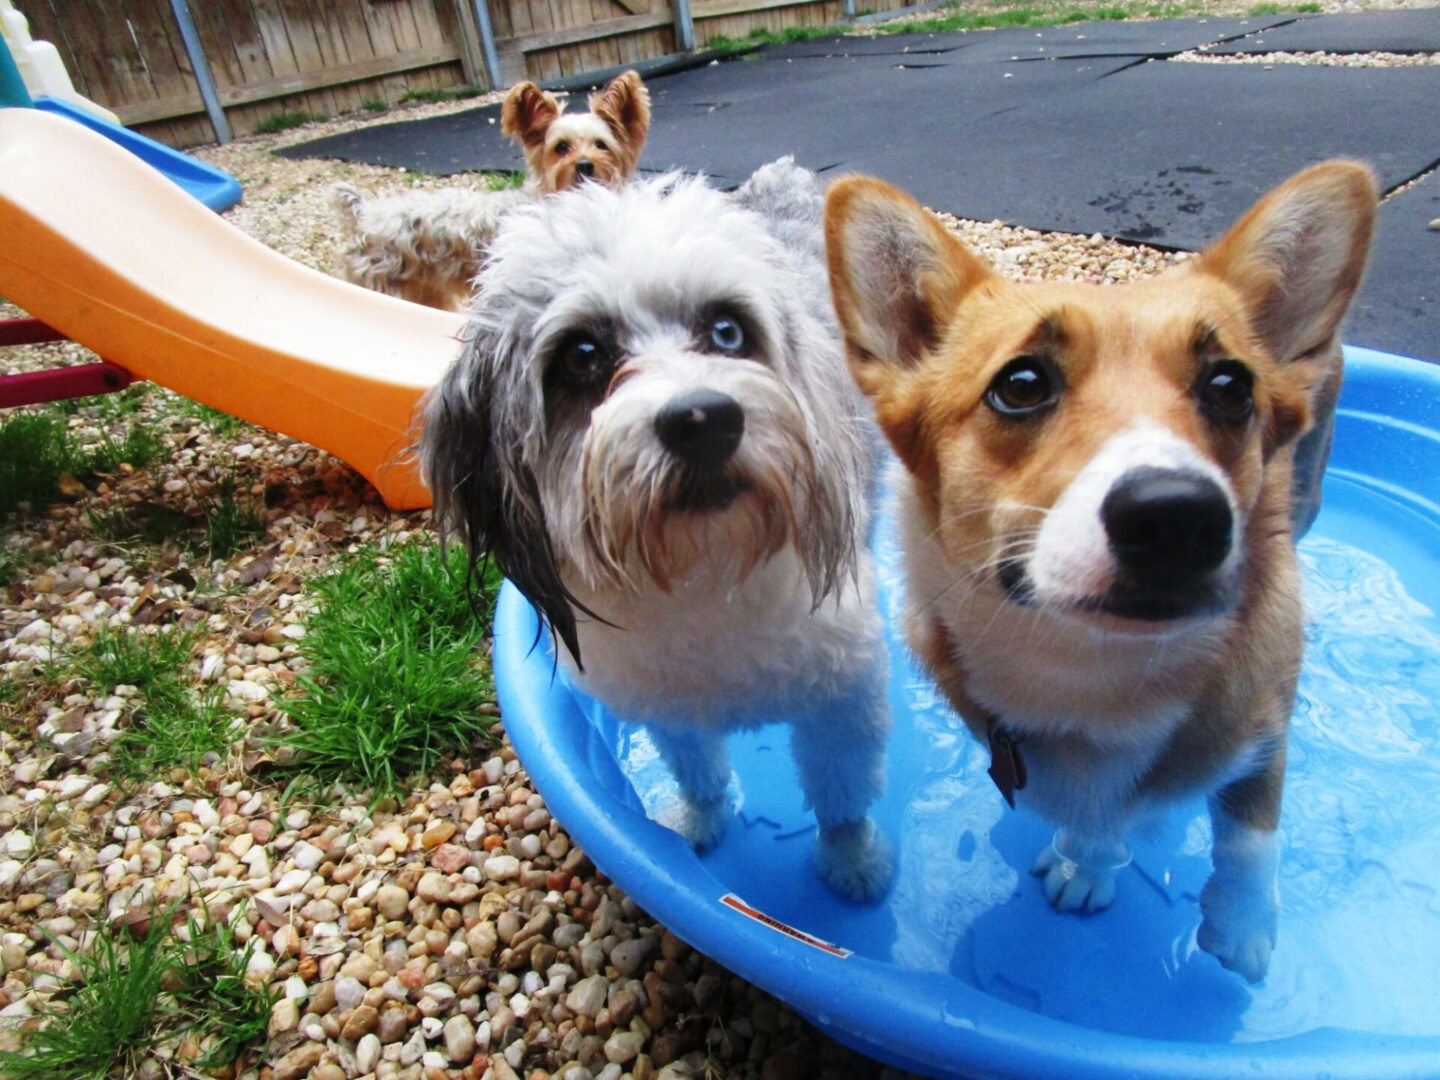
[419, 161, 894, 901]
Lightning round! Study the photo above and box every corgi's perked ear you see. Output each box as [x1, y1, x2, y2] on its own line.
[825, 178, 991, 378]
[1191, 160, 1377, 366]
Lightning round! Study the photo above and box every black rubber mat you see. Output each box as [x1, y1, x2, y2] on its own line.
[277, 16, 1440, 360]
[1209, 9, 1440, 55]
[842, 61, 1440, 251]
[276, 100, 521, 176]
[1348, 173, 1440, 362]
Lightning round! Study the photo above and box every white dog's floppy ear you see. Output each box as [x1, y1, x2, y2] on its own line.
[501, 81, 562, 155]
[589, 70, 651, 157]
[420, 352, 589, 668]
[825, 176, 992, 380]
[1195, 160, 1377, 366]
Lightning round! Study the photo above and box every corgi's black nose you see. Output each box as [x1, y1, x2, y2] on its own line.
[575, 159, 596, 178]
[1103, 467, 1232, 577]
[656, 390, 745, 465]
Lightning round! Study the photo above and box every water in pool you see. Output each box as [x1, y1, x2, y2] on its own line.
[604, 471, 1440, 1045]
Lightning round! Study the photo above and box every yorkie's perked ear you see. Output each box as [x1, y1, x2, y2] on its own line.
[588, 70, 651, 164]
[500, 81, 562, 157]
[420, 348, 589, 668]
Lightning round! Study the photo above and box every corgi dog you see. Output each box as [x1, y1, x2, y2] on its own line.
[824, 161, 1376, 982]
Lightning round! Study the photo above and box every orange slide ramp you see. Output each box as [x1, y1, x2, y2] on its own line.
[0, 108, 467, 509]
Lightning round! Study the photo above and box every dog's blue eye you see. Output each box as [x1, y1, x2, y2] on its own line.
[986, 356, 1058, 417]
[1199, 360, 1254, 424]
[709, 316, 746, 354]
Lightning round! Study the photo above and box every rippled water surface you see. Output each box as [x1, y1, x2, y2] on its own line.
[601, 473, 1440, 1044]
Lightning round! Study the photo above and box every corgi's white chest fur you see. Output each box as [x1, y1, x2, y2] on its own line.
[564, 547, 884, 730]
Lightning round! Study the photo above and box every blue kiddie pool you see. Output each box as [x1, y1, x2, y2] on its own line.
[494, 346, 1440, 1080]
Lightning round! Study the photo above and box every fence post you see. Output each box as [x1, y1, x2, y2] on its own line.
[167, 0, 231, 144]
[673, 0, 695, 52]
[466, 0, 504, 91]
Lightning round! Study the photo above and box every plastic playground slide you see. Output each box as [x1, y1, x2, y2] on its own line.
[32, 97, 244, 212]
[0, 108, 465, 510]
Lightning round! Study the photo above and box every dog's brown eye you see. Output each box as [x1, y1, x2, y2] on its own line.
[557, 334, 611, 383]
[1199, 360, 1254, 424]
[709, 316, 747, 354]
[554, 140, 570, 156]
[595, 139, 608, 151]
[986, 356, 1059, 418]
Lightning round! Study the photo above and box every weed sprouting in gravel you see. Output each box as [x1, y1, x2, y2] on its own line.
[271, 539, 501, 796]
[203, 474, 268, 559]
[74, 627, 242, 778]
[0, 411, 78, 518]
[1, 403, 168, 521]
[255, 109, 325, 134]
[0, 901, 274, 1078]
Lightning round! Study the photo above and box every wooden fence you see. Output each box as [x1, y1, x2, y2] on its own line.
[19, 0, 907, 147]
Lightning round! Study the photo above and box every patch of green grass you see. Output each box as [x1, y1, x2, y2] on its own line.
[271, 539, 500, 796]
[87, 475, 264, 561]
[0, 411, 78, 518]
[255, 109, 323, 134]
[203, 475, 267, 559]
[112, 685, 242, 779]
[169, 901, 276, 1068]
[0, 901, 274, 1078]
[706, 24, 837, 50]
[0, 540, 24, 587]
[361, 98, 390, 112]
[175, 396, 246, 437]
[0, 912, 172, 1078]
[485, 170, 527, 190]
[2, 404, 167, 520]
[74, 627, 241, 778]
[84, 423, 166, 476]
[74, 626, 197, 697]
[400, 86, 486, 106]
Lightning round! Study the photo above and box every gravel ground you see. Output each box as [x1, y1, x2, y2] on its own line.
[0, 13, 1425, 1080]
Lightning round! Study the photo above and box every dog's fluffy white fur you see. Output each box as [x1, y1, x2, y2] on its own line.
[335, 72, 650, 312]
[420, 160, 893, 901]
[333, 183, 530, 312]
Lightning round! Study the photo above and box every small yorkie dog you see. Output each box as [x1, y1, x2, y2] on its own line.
[420, 160, 894, 901]
[334, 71, 651, 312]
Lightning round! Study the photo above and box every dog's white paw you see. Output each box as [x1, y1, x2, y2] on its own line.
[677, 795, 729, 852]
[815, 817, 893, 903]
[1197, 872, 1277, 984]
[1031, 833, 1130, 914]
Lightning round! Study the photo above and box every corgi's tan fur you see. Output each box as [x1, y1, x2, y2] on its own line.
[825, 161, 1376, 983]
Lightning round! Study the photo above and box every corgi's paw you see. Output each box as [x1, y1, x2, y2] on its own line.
[815, 817, 893, 903]
[1031, 833, 1131, 914]
[1032, 844, 1118, 912]
[1198, 872, 1278, 984]
[678, 795, 730, 852]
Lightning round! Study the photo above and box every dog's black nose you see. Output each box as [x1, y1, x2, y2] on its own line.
[575, 159, 596, 178]
[655, 390, 745, 466]
[1102, 466, 1233, 578]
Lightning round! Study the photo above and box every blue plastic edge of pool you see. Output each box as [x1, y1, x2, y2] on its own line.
[493, 345, 1440, 1080]
[31, 97, 243, 212]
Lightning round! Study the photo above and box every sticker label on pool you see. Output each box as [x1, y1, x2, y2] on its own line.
[719, 893, 852, 958]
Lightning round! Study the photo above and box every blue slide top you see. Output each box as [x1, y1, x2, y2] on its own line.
[31, 96, 242, 212]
